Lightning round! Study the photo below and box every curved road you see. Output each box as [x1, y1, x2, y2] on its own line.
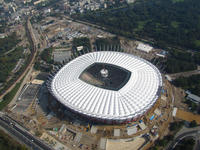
[167, 130, 199, 150]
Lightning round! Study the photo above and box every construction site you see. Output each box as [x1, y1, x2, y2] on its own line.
[4, 16, 200, 150]
[5, 58, 176, 150]
[6, 51, 200, 150]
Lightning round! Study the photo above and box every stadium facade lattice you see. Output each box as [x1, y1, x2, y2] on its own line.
[47, 51, 162, 124]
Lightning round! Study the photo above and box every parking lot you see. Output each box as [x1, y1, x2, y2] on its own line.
[13, 84, 41, 113]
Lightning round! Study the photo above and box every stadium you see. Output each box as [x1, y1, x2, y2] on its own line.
[47, 51, 162, 124]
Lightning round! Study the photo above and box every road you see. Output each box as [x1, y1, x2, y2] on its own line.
[0, 113, 53, 150]
[0, 18, 38, 100]
[64, 16, 106, 31]
[167, 66, 200, 80]
[166, 129, 200, 150]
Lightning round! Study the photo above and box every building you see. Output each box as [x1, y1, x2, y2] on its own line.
[156, 50, 168, 58]
[77, 46, 84, 51]
[47, 51, 162, 124]
[186, 91, 200, 104]
[136, 43, 153, 53]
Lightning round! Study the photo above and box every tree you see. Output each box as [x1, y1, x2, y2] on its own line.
[74, 0, 200, 51]
[189, 120, 197, 128]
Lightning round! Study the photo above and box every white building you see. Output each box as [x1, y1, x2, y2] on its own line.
[136, 43, 153, 53]
[186, 92, 200, 104]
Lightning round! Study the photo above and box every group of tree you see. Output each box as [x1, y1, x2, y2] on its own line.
[0, 21, 6, 33]
[189, 120, 198, 128]
[149, 135, 174, 150]
[40, 47, 53, 64]
[174, 138, 195, 150]
[172, 74, 200, 96]
[74, 0, 200, 51]
[34, 47, 54, 72]
[169, 121, 184, 132]
[0, 47, 23, 83]
[184, 99, 198, 112]
[153, 48, 200, 73]
[0, 77, 23, 110]
[72, 37, 91, 56]
[165, 49, 199, 73]
[0, 32, 20, 54]
[36, 0, 61, 10]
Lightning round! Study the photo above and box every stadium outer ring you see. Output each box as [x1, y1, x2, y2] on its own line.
[49, 51, 163, 124]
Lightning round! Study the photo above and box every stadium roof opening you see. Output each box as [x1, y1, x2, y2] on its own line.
[79, 63, 131, 91]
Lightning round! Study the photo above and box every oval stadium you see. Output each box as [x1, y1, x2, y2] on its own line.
[48, 51, 163, 124]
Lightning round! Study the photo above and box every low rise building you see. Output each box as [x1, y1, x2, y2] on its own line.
[186, 92, 200, 104]
[136, 43, 153, 53]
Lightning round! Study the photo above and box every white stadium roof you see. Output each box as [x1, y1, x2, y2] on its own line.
[51, 51, 162, 121]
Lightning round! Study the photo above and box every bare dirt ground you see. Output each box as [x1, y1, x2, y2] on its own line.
[173, 86, 188, 110]
[176, 109, 200, 124]
[106, 137, 145, 150]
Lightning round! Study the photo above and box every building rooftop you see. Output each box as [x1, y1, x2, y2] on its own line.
[187, 93, 200, 103]
[114, 129, 120, 137]
[136, 43, 153, 53]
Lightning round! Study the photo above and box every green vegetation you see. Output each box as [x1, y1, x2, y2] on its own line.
[189, 120, 198, 127]
[0, 129, 28, 150]
[40, 47, 53, 64]
[0, 47, 23, 83]
[150, 121, 184, 150]
[173, 74, 200, 96]
[72, 37, 91, 56]
[0, 21, 7, 33]
[172, 0, 185, 3]
[4, 0, 13, 3]
[36, 0, 61, 10]
[0, 77, 23, 110]
[149, 135, 174, 150]
[34, 61, 52, 72]
[185, 99, 198, 112]
[0, 32, 20, 54]
[174, 138, 195, 150]
[165, 58, 197, 73]
[154, 48, 200, 73]
[169, 121, 184, 132]
[74, 0, 200, 50]
[30, 15, 44, 24]
[34, 47, 53, 72]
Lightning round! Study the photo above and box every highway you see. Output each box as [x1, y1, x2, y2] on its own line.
[0, 114, 53, 150]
